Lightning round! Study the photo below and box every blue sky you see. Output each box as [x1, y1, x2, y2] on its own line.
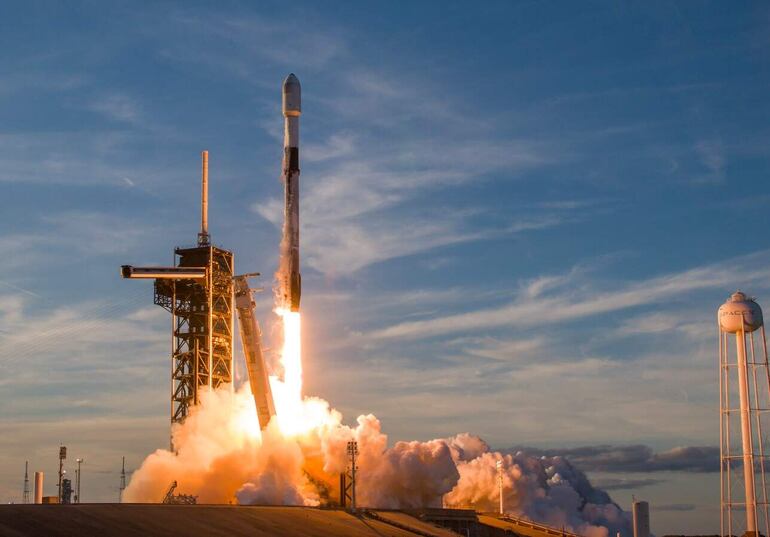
[1, 1, 770, 533]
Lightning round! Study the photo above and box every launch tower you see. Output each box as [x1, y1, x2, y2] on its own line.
[122, 152, 234, 424]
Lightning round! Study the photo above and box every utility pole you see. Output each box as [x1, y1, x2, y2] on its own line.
[58, 446, 66, 503]
[75, 458, 83, 503]
[497, 459, 504, 515]
[119, 456, 126, 502]
[346, 441, 358, 512]
[22, 461, 30, 504]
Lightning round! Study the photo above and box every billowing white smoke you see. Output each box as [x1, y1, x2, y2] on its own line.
[444, 444, 630, 537]
[124, 386, 630, 536]
[122, 387, 309, 504]
[123, 389, 458, 509]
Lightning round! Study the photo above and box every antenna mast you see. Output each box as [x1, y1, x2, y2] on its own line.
[58, 445, 66, 503]
[119, 456, 126, 502]
[23, 461, 29, 504]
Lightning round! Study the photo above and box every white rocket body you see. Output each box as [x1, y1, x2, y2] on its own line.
[281, 73, 301, 312]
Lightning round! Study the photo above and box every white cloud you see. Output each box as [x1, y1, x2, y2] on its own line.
[253, 131, 561, 275]
[158, 11, 347, 81]
[693, 138, 726, 184]
[0, 211, 158, 278]
[215, 15, 345, 70]
[310, 337, 717, 446]
[89, 93, 142, 123]
[0, 131, 167, 187]
[368, 251, 770, 340]
[305, 211, 562, 275]
[303, 134, 356, 163]
[247, 53, 567, 277]
[0, 71, 85, 98]
[446, 336, 546, 362]
[0, 291, 168, 418]
[41, 211, 152, 255]
[613, 311, 713, 340]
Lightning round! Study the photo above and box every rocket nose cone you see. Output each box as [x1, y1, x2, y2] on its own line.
[283, 73, 300, 91]
[282, 73, 301, 116]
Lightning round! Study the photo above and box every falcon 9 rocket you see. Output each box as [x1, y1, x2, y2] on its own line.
[280, 73, 302, 312]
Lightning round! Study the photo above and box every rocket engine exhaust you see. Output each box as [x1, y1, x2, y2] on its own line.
[280, 73, 302, 312]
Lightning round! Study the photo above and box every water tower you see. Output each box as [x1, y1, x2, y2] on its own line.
[719, 291, 770, 537]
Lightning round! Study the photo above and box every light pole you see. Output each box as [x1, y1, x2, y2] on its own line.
[496, 459, 504, 515]
[75, 459, 83, 504]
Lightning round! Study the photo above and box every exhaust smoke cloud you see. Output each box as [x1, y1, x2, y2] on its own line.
[124, 308, 631, 537]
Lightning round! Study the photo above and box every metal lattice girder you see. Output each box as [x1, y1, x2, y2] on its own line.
[128, 243, 234, 428]
[170, 246, 233, 423]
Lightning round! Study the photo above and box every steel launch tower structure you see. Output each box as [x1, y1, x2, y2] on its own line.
[719, 291, 770, 537]
[122, 152, 234, 425]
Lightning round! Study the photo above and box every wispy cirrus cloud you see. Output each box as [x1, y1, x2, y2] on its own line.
[301, 210, 563, 275]
[155, 10, 347, 81]
[140, 11, 575, 278]
[0, 130, 179, 187]
[299, 250, 764, 446]
[0, 211, 159, 274]
[303, 134, 357, 163]
[254, 86, 564, 275]
[0, 71, 85, 98]
[613, 311, 712, 341]
[89, 93, 142, 124]
[256, 152, 561, 270]
[693, 138, 726, 184]
[368, 250, 770, 340]
[0, 290, 168, 418]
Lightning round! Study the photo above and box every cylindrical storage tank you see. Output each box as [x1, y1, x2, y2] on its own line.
[719, 291, 763, 334]
[34, 472, 43, 504]
[632, 500, 650, 537]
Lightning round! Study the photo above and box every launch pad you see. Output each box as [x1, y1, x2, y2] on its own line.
[0, 504, 536, 537]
